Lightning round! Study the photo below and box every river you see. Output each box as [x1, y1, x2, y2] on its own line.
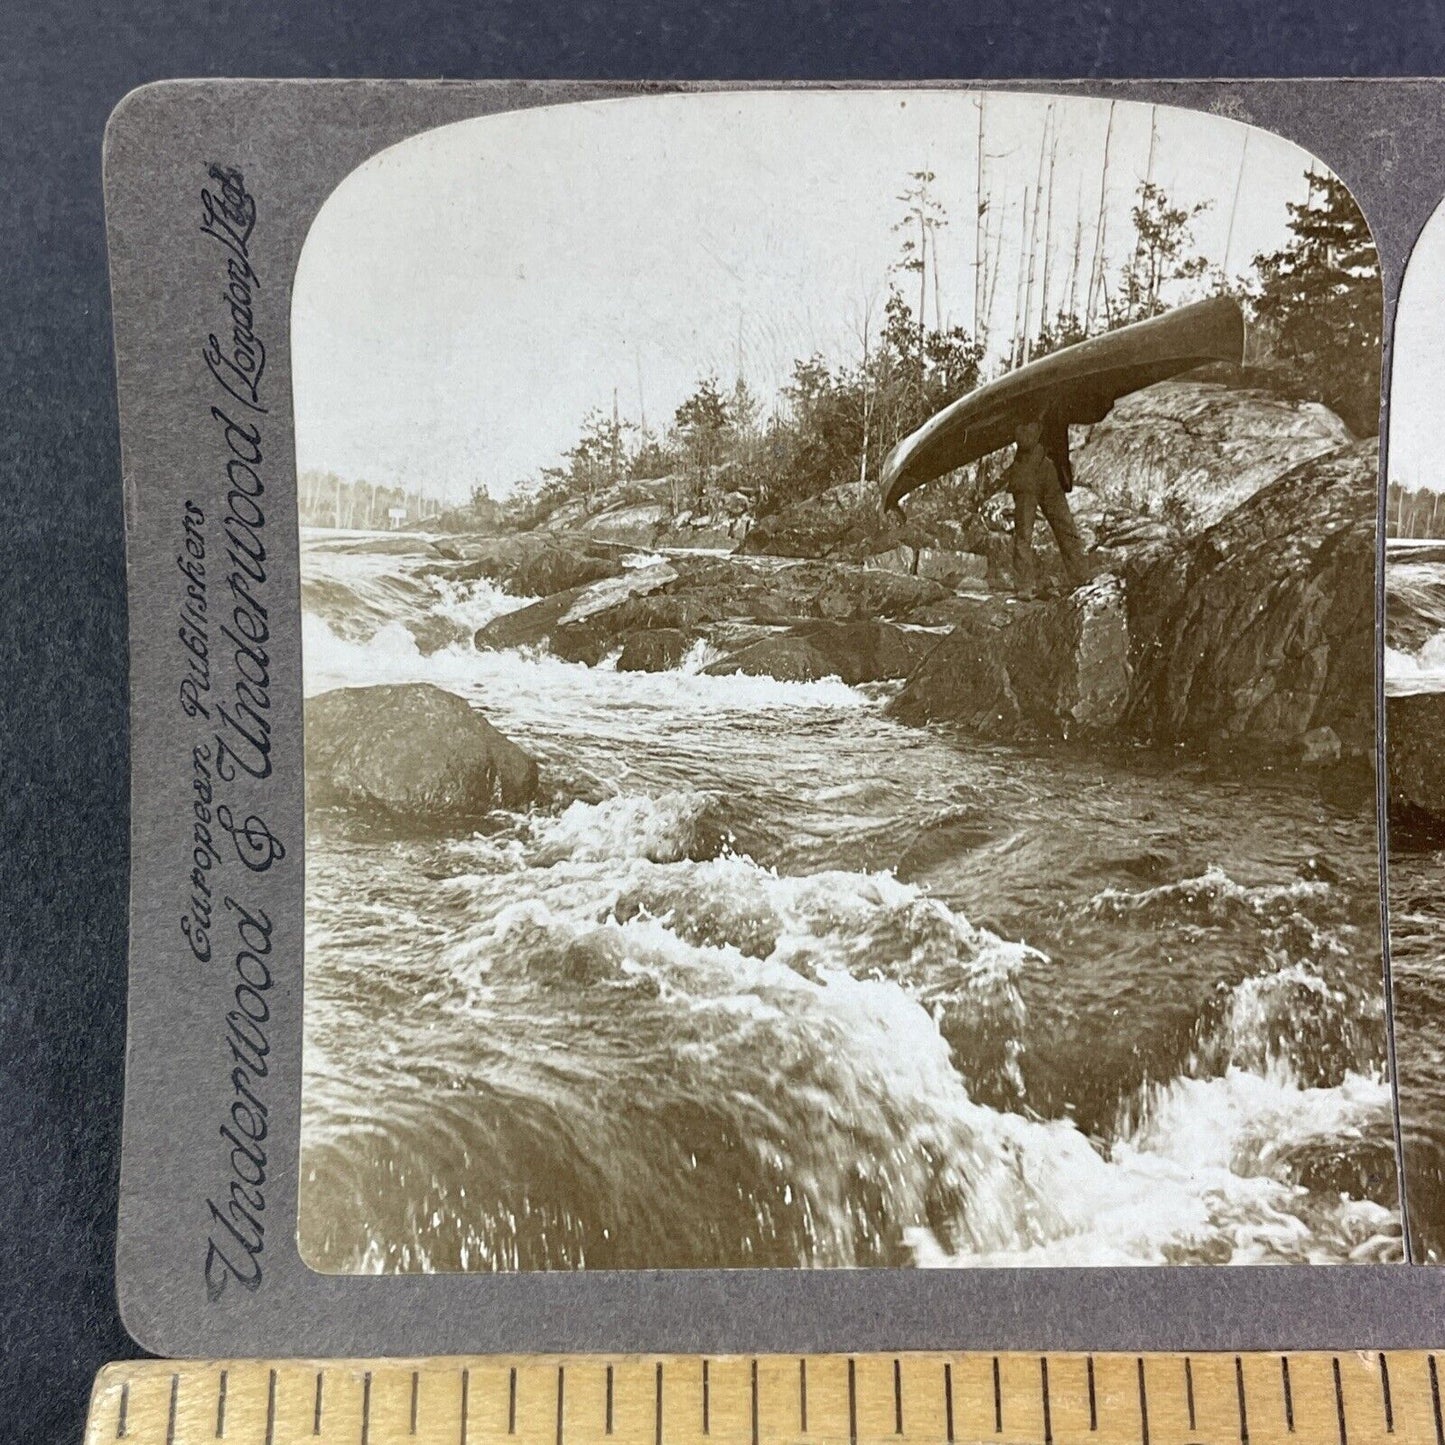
[297, 529, 1403, 1272]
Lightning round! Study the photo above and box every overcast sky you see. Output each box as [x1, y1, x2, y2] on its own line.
[293, 88, 1326, 502]
[1390, 203, 1445, 492]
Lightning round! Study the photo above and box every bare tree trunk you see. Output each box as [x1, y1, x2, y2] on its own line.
[1038, 109, 1059, 347]
[857, 297, 873, 483]
[1085, 99, 1118, 331]
[1125, 106, 1158, 322]
[973, 94, 986, 342]
[1065, 189, 1085, 323]
[1222, 128, 1250, 280]
[1020, 111, 1049, 363]
[984, 205, 1003, 361]
[1011, 189, 1031, 368]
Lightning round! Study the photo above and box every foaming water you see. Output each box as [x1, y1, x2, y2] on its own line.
[1386, 545, 1445, 694]
[300, 534, 1401, 1271]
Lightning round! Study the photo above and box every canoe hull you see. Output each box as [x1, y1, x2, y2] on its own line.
[880, 296, 1246, 509]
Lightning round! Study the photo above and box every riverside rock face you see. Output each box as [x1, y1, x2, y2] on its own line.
[892, 439, 1376, 757]
[1388, 691, 1445, 826]
[1121, 438, 1375, 755]
[306, 683, 539, 822]
[890, 578, 1131, 737]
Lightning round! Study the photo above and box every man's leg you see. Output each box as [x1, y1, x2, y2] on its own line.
[1039, 477, 1089, 588]
[1012, 486, 1038, 597]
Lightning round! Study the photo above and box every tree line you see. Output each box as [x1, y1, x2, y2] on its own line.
[462, 161, 1380, 534]
[298, 471, 447, 530]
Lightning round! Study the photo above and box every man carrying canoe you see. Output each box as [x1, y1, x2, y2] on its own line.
[995, 416, 1089, 599]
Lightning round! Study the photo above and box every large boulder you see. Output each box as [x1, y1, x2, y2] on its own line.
[890, 578, 1131, 737]
[1121, 439, 1375, 756]
[306, 683, 538, 823]
[617, 628, 691, 673]
[706, 620, 938, 686]
[578, 503, 669, 546]
[475, 563, 679, 661]
[1074, 379, 1354, 529]
[1388, 691, 1445, 827]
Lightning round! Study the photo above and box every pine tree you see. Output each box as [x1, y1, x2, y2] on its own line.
[1251, 171, 1381, 436]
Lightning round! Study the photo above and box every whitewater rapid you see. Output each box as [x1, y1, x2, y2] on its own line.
[298, 531, 1402, 1272]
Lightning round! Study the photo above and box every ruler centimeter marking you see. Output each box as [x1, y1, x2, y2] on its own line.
[86, 1350, 1445, 1444]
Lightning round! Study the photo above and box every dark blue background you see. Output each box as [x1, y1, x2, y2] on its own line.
[4, 3, 1443, 1438]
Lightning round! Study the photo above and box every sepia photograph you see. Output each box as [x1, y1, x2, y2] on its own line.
[1384, 194, 1445, 1264]
[293, 88, 1398, 1273]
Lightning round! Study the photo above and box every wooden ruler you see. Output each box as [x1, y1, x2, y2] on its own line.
[86, 1351, 1445, 1444]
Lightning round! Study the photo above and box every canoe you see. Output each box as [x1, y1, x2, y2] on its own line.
[879, 295, 1246, 510]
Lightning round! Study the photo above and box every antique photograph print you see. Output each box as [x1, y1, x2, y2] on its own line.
[1385, 193, 1445, 1264]
[296, 89, 1398, 1272]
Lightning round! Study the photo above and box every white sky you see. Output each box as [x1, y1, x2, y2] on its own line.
[1390, 203, 1445, 492]
[292, 88, 1325, 502]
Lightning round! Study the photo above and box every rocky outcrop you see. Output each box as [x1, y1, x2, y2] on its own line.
[890, 578, 1131, 737]
[706, 620, 939, 686]
[306, 683, 538, 823]
[892, 439, 1376, 759]
[1121, 439, 1375, 756]
[419, 533, 629, 597]
[475, 563, 679, 658]
[1388, 692, 1445, 827]
[1074, 379, 1354, 529]
[475, 555, 950, 665]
